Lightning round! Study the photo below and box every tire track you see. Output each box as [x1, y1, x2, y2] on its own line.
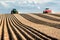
[0, 19, 2, 26]
[0, 14, 59, 40]
[8, 15, 27, 40]
[1, 19, 4, 40]
[0, 15, 4, 40]
[4, 16, 10, 40]
[12, 15, 49, 40]
[6, 15, 18, 40]
[12, 15, 58, 40]
[0, 15, 2, 26]
[12, 18, 49, 40]
[0, 15, 3, 26]
[9, 15, 41, 40]
[7, 15, 22, 40]
[6, 17, 14, 40]
[33, 14, 60, 22]
[20, 14, 60, 29]
[50, 14, 60, 17]
[43, 14, 60, 19]
[0, 20, 3, 40]
[28, 14, 60, 24]
[11, 15, 47, 40]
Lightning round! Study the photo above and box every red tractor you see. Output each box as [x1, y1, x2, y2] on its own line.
[43, 8, 52, 14]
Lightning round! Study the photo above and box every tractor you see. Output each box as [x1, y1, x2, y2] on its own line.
[43, 8, 52, 14]
[11, 9, 18, 14]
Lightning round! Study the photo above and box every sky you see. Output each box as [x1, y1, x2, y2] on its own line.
[0, 0, 60, 14]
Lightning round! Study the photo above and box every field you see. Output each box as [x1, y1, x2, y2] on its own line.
[0, 14, 60, 40]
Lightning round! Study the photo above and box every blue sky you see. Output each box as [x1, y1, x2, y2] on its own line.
[0, 0, 60, 14]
